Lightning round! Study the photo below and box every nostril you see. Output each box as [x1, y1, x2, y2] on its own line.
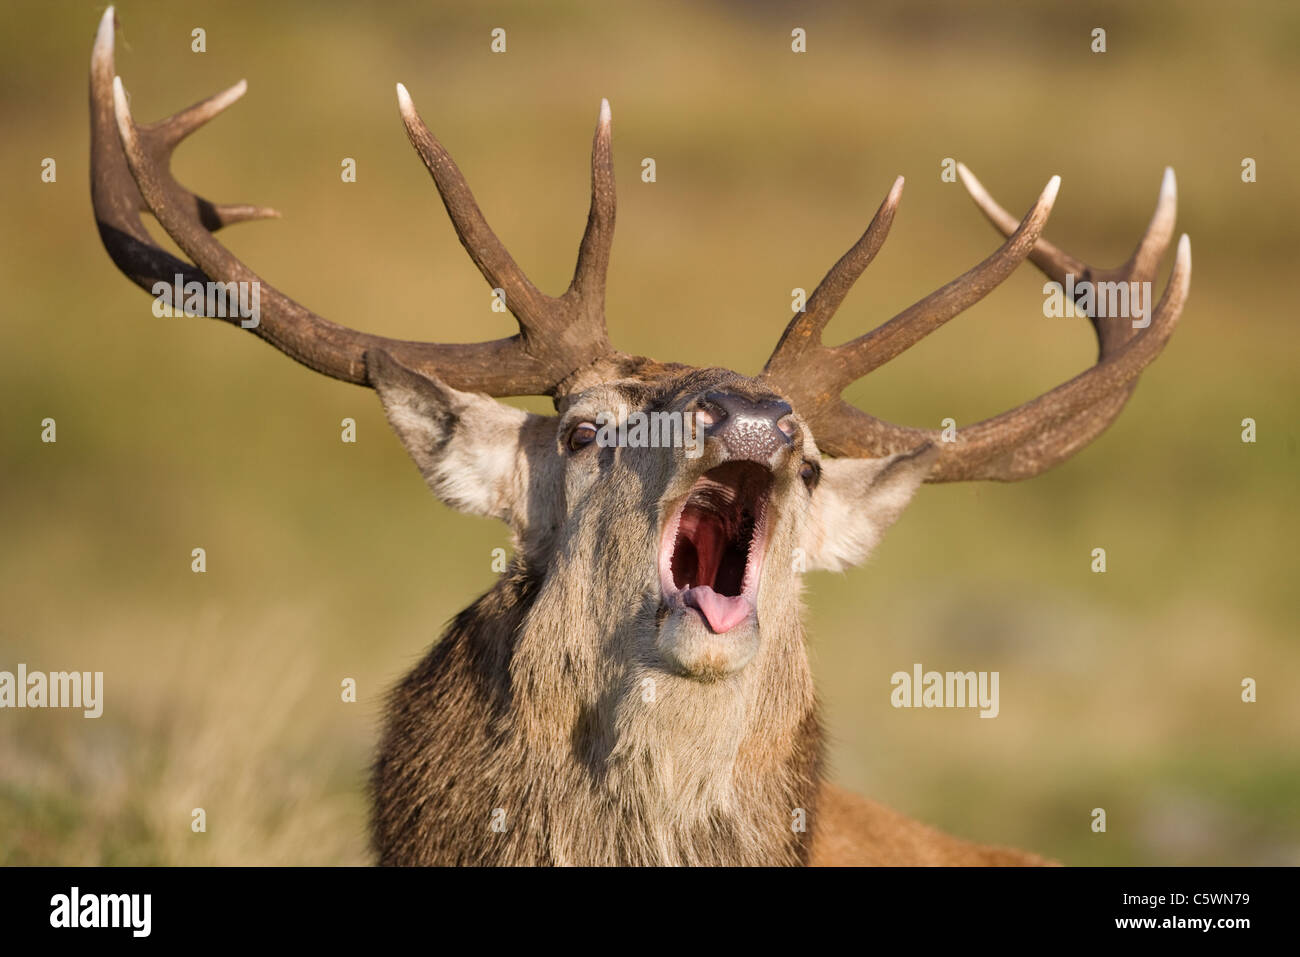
[776, 416, 797, 440]
[696, 396, 729, 431]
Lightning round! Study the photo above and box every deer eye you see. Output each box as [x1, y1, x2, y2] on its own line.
[567, 422, 599, 452]
[799, 460, 820, 491]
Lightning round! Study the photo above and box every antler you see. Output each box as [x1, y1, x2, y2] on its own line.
[761, 167, 1191, 481]
[90, 7, 618, 398]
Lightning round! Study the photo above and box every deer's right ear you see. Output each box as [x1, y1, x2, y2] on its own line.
[800, 443, 938, 572]
[366, 350, 557, 527]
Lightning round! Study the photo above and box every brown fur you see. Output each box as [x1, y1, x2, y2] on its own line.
[810, 784, 1055, 866]
[371, 565, 821, 865]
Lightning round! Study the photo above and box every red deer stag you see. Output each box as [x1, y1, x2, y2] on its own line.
[89, 9, 1190, 865]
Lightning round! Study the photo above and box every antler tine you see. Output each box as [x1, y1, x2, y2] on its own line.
[395, 83, 619, 382]
[92, 8, 621, 397]
[761, 176, 904, 392]
[566, 98, 617, 326]
[394, 83, 557, 334]
[149, 80, 252, 153]
[1120, 166, 1178, 284]
[956, 162, 1085, 285]
[792, 176, 905, 345]
[830, 175, 1060, 382]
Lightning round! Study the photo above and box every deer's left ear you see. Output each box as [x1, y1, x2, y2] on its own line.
[800, 444, 938, 572]
[366, 350, 560, 533]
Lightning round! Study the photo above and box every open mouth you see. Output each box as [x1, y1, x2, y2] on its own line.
[659, 461, 773, 634]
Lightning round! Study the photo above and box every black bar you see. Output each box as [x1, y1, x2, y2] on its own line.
[0, 865, 1286, 943]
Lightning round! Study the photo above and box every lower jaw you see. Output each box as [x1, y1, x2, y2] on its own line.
[655, 605, 760, 680]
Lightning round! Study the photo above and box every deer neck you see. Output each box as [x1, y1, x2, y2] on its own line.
[374, 562, 823, 865]
[507, 558, 822, 864]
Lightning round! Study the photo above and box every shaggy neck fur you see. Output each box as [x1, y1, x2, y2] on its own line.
[370, 556, 823, 865]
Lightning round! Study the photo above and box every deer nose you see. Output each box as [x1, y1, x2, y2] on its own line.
[696, 391, 796, 461]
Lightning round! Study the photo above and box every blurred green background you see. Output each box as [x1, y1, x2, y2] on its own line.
[1, 0, 1296, 865]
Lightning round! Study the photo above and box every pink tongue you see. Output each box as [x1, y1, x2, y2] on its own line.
[683, 586, 752, 634]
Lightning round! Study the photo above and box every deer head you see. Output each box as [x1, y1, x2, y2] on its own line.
[90, 9, 1190, 864]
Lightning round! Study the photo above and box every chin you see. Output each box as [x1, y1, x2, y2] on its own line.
[656, 608, 760, 681]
